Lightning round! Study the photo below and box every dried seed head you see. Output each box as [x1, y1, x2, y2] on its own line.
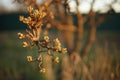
[18, 5, 68, 73]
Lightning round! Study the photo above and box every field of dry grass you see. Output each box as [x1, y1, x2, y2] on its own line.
[0, 30, 120, 80]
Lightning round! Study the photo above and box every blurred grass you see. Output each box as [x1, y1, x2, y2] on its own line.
[0, 31, 45, 80]
[0, 30, 120, 80]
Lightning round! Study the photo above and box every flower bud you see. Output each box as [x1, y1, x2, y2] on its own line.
[23, 42, 29, 47]
[61, 48, 67, 54]
[18, 32, 25, 39]
[44, 36, 50, 42]
[54, 57, 59, 63]
[27, 56, 33, 62]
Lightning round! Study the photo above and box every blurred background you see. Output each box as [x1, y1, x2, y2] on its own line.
[0, 0, 120, 80]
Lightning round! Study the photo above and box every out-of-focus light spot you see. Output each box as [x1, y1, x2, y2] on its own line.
[93, 0, 110, 13]
[69, 0, 77, 13]
[1, 0, 120, 14]
[0, 0, 18, 11]
[117, 0, 120, 3]
[93, 0, 104, 11]
[78, 2, 91, 14]
[86, 0, 93, 3]
[36, 0, 44, 4]
[112, 2, 120, 13]
[105, 0, 114, 5]
[98, 6, 110, 13]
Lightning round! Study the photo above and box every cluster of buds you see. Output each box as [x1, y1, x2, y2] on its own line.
[19, 6, 54, 28]
[18, 5, 67, 73]
[53, 38, 67, 54]
[19, 5, 54, 42]
[41, 36, 67, 54]
[18, 32, 26, 39]
[39, 68, 46, 73]
[53, 38, 61, 51]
